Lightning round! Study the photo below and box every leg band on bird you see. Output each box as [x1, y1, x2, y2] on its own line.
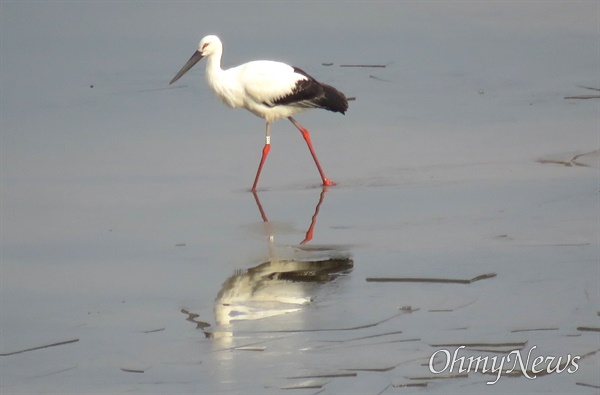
[251, 123, 272, 191]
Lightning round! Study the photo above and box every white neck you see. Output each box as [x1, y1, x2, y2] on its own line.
[205, 50, 225, 89]
[204, 49, 242, 108]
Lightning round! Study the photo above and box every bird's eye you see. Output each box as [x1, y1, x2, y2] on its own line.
[202, 43, 209, 50]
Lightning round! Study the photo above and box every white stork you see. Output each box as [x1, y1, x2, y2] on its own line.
[169, 35, 348, 191]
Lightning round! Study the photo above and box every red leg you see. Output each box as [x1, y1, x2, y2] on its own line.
[300, 186, 328, 244]
[288, 117, 336, 187]
[252, 122, 272, 192]
[252, 143, 270, 192]
[252, 191, 268, 222]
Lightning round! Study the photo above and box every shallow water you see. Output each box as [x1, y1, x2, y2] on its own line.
[1, 2, 599, 394]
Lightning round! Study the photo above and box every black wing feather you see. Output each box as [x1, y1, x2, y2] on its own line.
[268, 67, 348, 114]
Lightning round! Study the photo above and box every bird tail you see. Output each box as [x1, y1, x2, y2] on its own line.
[319, 84, 349, 114]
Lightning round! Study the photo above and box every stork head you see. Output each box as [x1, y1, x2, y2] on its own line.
[198, 35, 222, 57]
[169, 35, 222, 85]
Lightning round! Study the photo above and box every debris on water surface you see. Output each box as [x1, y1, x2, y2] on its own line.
[0, 339, 79, 356]
[203, 331, 232, 339]
[344, 365, 397, 372]
[578, 348, 600, 361]
[181, 308, 211, 329]
[280, 379, 329, 389]
[576, 382, 600, 389]
[537, 149, 599, 168]
[334, 330, 405, 343]
[577, 326, 600, 332]
[399, 305, 418, 313]
[432, 342, 529, 353]
[564, 94, 600, 99]
[510, 327, 558, 333]
[121, 367, 145, 373]
[340, 64, 387, 68]
[366, 273, 497, 284]
[393, 381, 428, 387]
[239, 310, 405, 334]
[408, 373, 468, 380]
[142, 327, 166, 334]
[466, 345, 529, 353]
[430, 341, 527, 347]
[564, 86, 600, 99]
[288, 372, 357, 379]
[369, 75, 394, 82]
[235, 346, 266, 351]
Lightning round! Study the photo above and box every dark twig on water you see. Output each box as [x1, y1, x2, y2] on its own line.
[366, 273, 496, 284]
[577, 326, 600, 332]
[564, 86, 600, 99]
[0, 339, 79, 356]
[340, 64, 387, 68]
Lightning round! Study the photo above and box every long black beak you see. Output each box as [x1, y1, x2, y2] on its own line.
[169, 50, 204, 85]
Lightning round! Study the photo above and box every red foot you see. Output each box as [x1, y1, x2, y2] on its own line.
[300, 229, 313, 245]
[322, 178, 336, 187]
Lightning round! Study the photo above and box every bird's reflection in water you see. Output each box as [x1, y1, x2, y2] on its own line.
[211, 187, 353, 332]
